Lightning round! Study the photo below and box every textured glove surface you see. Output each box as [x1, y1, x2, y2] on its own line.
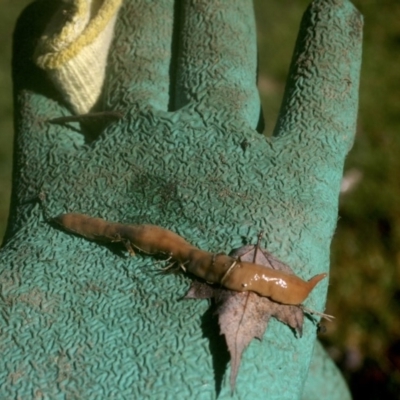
[1, 0, 361, 398]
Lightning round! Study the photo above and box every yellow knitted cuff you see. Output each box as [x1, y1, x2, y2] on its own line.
[34, 0, 123, 114]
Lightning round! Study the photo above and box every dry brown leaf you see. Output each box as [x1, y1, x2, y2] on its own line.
[184, 233, 307, 391]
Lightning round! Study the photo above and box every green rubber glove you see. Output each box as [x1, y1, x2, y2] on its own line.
[1, 0, 362, 398]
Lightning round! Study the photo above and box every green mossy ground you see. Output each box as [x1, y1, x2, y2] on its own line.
[1, 1, 399, 398]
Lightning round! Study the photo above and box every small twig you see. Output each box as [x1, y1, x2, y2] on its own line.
[48, 111, 124, 125]
[300, 305, 335, 321]
[220, 260, 238, 285]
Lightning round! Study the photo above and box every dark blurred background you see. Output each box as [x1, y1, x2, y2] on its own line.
[1, 1, 399, 398]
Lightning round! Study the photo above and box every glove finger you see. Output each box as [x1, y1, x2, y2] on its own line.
[103, 0, 174, 112]
[8, 1, 91, 235]
[273, 0, 362, 158]
[302, 341, 351, 400]
[12, 2, 86, 161]
[172, 0, 261, 129]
